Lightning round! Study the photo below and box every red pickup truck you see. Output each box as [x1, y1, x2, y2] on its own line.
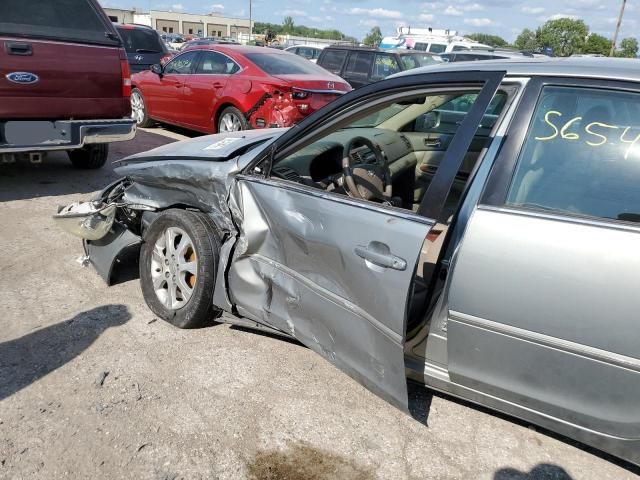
[0, 0, 136, 169]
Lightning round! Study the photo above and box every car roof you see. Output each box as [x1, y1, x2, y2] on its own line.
[441, 50, 531, 59]
[189, 44, 288, 55]
[286, 44, 325, 49]
[391, 57, 640, 83]
[114, 23, 154, 30]
[388, 49, 439, 56]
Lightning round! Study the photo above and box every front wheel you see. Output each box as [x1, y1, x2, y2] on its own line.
[139, 209, 222, 328]
[217, 106, 249, 132]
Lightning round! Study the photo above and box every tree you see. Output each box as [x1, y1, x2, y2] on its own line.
[283, 16, 294, 34]
[466, 33, 508, 48]
[583, 33, 611, 56]
[514, 28, 539, 52]
[537, 18, 588, 56]
[363, 26, 382, 47]
[617, 37, 639, 58]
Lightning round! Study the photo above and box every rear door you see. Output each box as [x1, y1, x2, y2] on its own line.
[229, 71, 505, 408]
[0, 0, 125, 120]
[447, 78, 640, 454]
[182, 50, 240, 131]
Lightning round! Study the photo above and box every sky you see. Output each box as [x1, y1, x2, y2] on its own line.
[99, 0, 637, 43]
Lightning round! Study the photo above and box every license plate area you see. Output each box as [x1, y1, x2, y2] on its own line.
[2, 121, 74, 147]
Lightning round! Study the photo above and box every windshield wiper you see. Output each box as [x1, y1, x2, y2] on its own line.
[136, 48, 161, 53]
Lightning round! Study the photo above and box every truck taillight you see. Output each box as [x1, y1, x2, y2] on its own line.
[119, 49, 131, 98]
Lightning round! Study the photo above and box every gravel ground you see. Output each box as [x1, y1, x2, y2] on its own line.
[0, 129, 638, 480]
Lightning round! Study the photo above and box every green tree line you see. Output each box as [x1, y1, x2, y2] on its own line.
[254, 17, 356, 42]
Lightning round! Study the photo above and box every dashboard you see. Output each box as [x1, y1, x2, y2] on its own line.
[275, 128, 418, 183]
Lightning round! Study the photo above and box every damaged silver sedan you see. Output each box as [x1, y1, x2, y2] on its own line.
[55, 59, 640, 467]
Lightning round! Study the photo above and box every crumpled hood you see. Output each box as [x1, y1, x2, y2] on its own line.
[116, 128, 289, 166]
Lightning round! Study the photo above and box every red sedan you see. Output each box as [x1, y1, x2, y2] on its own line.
[130, 45, 351, 133]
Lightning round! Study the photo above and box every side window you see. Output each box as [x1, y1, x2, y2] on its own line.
[344, 52, 373, 79]
[429, 43, 447, 53]
[319, 49, 348, 74]
[164, 51, 198, 74]
[371, 53, 401, 81]
[400, 55, 418, 70]
[506, 86, 640, 224]
[297, 47, 314, 60]
[272, 88, 501, 214]
[414, 43, 428, 51]
[195, 51, 239, 74]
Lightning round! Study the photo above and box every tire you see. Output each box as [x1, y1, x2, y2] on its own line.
[68, 144, 109, 169]
[139, 209, 222, 329]
[217, 106, 249, 133]
[131, 88, 155, 128]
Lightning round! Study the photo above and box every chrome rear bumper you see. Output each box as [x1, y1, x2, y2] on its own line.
[0, 118, 136, 153]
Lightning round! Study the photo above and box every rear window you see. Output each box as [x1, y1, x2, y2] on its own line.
[245, 53, 328, 75]
[319, 49, 349, 74]
[0, 0, 118, 46]
[507, 86, 640, 224]
[117, 27, 165, 53]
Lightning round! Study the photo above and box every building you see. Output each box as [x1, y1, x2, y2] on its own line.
[102, 7, 252, 39]
[103, 7, 136, 24]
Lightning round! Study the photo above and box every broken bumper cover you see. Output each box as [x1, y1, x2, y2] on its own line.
[83, 223, 142, 284]
[0, 118, 136, 153]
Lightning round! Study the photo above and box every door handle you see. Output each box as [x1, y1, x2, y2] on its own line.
[5, 42, 32, 56]
[212, 82, 224, 88]
[424, 138, 441, 148]
[354, 243, 407, 271]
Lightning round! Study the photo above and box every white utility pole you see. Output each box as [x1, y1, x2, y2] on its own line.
[610, 0, 627, 56]
[249, 0, 253, 42]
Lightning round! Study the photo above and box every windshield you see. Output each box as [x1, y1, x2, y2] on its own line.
[245, 53, 329, 75]
[349, 104, 411, 128]
[117, 27, 165, 53]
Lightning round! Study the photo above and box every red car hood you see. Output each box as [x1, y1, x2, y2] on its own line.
[271, 74, 351, 93]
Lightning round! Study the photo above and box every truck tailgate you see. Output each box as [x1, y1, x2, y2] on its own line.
[0, 37, 126, 120]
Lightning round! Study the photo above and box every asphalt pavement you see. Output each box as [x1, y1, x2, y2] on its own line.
[0, 127, 638, 479]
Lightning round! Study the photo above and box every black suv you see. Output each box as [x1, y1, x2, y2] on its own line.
[316, 45, 442, 88]
[115, 24, 170, 73]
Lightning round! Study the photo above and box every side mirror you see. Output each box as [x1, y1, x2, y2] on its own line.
[416, 111, 439, 131]
[151, 64, 163, 75]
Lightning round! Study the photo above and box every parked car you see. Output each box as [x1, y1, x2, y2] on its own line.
[161, 33, 185, 50]
[115, 23, 172, 73]
[317, 45, 442, 88]
[56, 57, 640, 466]
[180, 37, 240, 50]
[284, 44, 325, 63]
[0, 0, 136, 168]
[440, 49, 533, 62]
[129, 45, 351, 133]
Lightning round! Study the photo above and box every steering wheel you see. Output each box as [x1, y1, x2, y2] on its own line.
[342, 136, 392, 201]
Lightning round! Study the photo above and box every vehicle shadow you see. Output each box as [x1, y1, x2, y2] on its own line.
[494, 464, 573, 479]
[0, 130, 176, 203]
[0, 304, 131, 401]
[406, 382, 640, 476]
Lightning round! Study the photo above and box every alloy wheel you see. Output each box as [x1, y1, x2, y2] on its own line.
[150, 227, 197, 310]
[219, 112, 243, 132]
[131, 91, 145, 125]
